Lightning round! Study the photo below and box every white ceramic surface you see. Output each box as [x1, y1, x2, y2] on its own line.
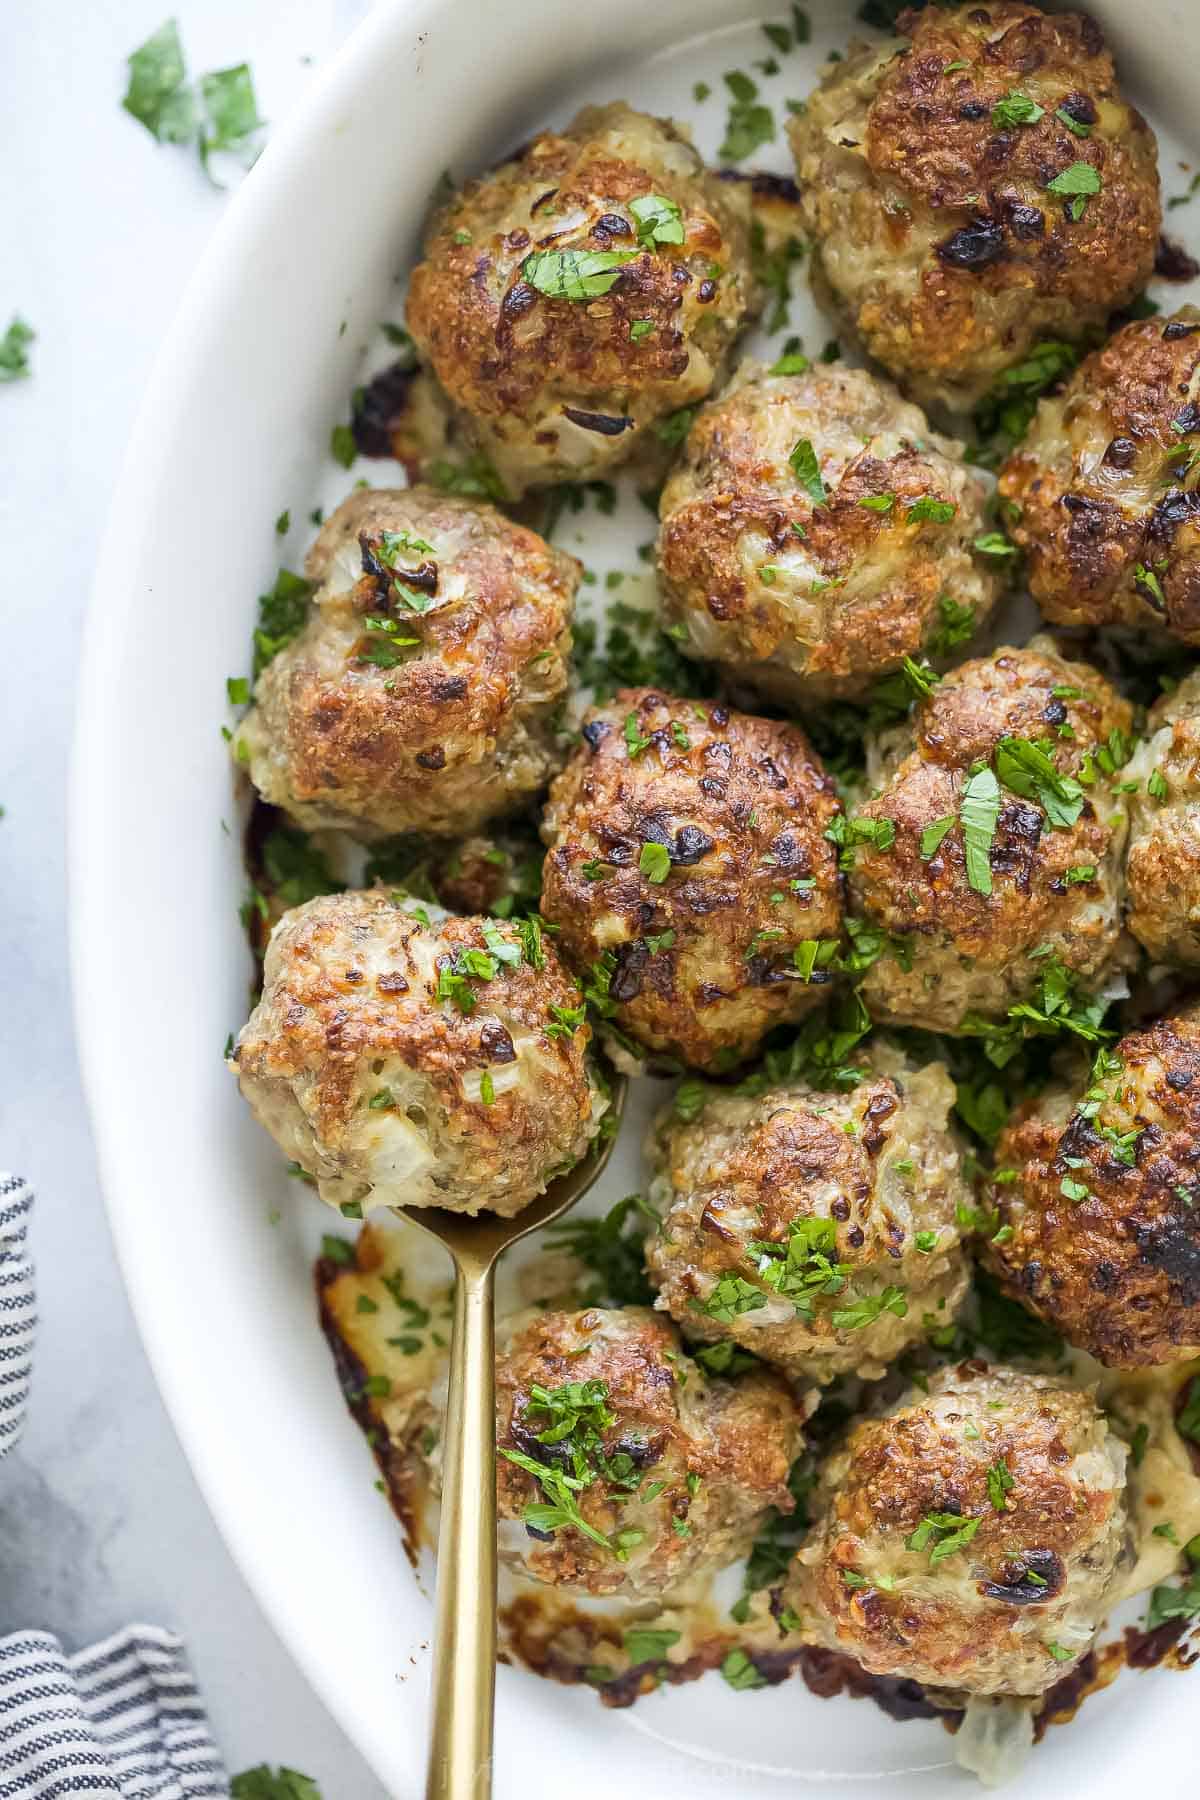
[72, 2, 1200, 1796]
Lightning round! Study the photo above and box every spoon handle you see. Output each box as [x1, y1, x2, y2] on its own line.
[425, 1256, 498, 1800]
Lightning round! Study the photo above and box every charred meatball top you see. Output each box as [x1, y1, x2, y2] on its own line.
[986, 1005, 1200, 1366]
[406, 102, 758, 497]
[849, 642, 1133, 1032]
[656, 363, 1001, 705]
[1000, 308, 1200, 643]
[232, 890, 604, 1217]
[789, 3, 1160, 411]
[236, 489, 577, 839]
[539, 689, 844, 1071]
[495, 1306, 804, 1600]
[644, 1042, 972, 1382]
[786, 1361, 1129, 1695]
[1125, 670, 1200, 965]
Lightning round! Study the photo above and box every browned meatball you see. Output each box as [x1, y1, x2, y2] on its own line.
[236, 489, 577, 839]
[656, 363, 1001, 704]
[406, 103, 758, 497]
[848, 642, 1133, 1031]
[231, 890, 604, 1217]
[789, 4, 1160, 412]
[1000, 309, 1200, 643]
[539, 690, 844, 1070]
[1125, 671, 1200, 963]
[644, 1042, 972, 1382]
[986, 1007, 1200, 1366]
[786, 1361, 1129, 1695]
[495, 1306, 803, 1600]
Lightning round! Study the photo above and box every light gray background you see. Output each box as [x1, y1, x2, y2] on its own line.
[1, 1, 388, 1791]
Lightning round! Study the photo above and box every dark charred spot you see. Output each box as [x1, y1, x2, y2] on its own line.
[377, 972, 410, 995]
[1006, 202, 1045, 241]
[592, 213, 632, 242]
[847, 1225, 865, 1248]
[757, 755, 788, 791]
[351, 361, 419, 457]
[982, 1548, 1064, 1606]
[1148, 487, 1200, 549]
[582, 719, 610, 751]
[699, 777, 727, 801]
[697, 279, 717, 304]
[935, 217, 1006, 271]
[694, 982, 729, 1005]
[1167, 1068, 1195, 1090]
[1164, 320, 1200, 342]
[432, 675, 468, 701]
[673, 825, 714, 865]
[1173, 403, 1200, 436]
[711, 706, 730, 728]
[958, 101, 989, 121]
[500, 281, 539, 326]
[830, 1196, 850, 1221]
[503, 228, 531, 254]
[344, 968, 364, 984]
[1078, 14, 1106, 55]
[671, 265, 692, 287]
[525, 1523, 555, 1541]
[1133, 1212, 1200, 1300]
[609, 941, 649, 1003]
[768, 831, 810, 874]
[1058, 92, 1098, 126]
[1092, 1259, 1118, 1292]
[1103, 436, 1137, 469]
[479, 1020, 516, 1063]
[861, 1088, 899, 1155]
[562, 407, 635, 435]
[610, 1428, 663, 1468]
[1062, 491, 1105, 524]
[509, 1413, 572, 1468]
[415, 747, 446, 770]
[1156, 237, 1200, 283]
[1043, 698, 1068, 727]
[530, 188, 558, 215]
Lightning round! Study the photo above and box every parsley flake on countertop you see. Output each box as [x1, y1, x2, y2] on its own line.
[122, 20, 264, 182]
[0, 317, 35, 382]
[521, 249, 637, 299]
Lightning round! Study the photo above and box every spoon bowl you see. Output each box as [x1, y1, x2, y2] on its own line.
[398, 1066, 628, 1800]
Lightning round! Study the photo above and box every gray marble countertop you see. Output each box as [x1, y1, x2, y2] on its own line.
[1, 2, 389, 1790]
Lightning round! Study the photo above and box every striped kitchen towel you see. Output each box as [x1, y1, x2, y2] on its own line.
[0, 1626, 229, 1797]
[0, 1174, 36, 1459]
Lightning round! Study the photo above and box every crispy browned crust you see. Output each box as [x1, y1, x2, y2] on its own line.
[406, 104, 756, 490]
[496, 1307, 802, 1597]
[851, 645, 1132, 1028]
[1000, 309, 1200, 640]
[244, 488, 577, 838]
[656, 365, 999, 702]
[987, 1009, 1200, 1365]
[790, 3, 1160, 406]
[233, 891, 597, 1215]
[790, 1361, 1126, 1693]
[539, 689, 844, 1068]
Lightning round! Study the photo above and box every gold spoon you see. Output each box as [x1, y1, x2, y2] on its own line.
[399, 1070, 628, 1800]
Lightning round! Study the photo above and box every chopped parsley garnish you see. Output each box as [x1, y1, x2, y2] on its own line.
[197, 64, 265, 176]
[960, 763, 1001, 896]
[0, 316, 34, 383]
[624, 711, 653, 758]
[546, 1193, 658, 1307]
[789, 436, 826, 503]
[1130, 1422, 1150, 1467]
[653, 406, 696, 447]
[1044, 1641, 1075, 1663]
[320, 1234, 354, 1268]
[720, 1648, 768, 1691]
[1055, 106, 1091, 138]
[718, 71, 776, 163]
[1135, 563, 1167, 610]
[697, 1274, 769, 1324]
[1145, 1568, 1200, 1629]
[920, 815, 956, 861]
[750, 1216, 851, 1317]
[429, 453, 508, 502]
[751, 223, 806, 333]
[1148, 767, 1170, 803]
[907, 1510, 981, 1562]
[253, 568, 314, 675]
[991, 91, 1045, 129]
[230, 1766, 324, 1800]
[630, 318, 654, 343]
[769, 350, 810, 375]
[994, 736, 1084, 828]
[545, 1001, 587, 1040]
[261, 825, 342, 907]
[330, 422, 357, 468]
[521, 249, 637, 299]
[905, 497, 956, 525]
[927, 593, 976, 657]
[1046, 160, 1101, 220]
[639, 841, 671, 883]
[972, 339, 1082, 463]
[986, 1458, 1014, 1512]
[624, 1627, 680, 1666]
[831, 1285, 907, 1331]
[974, 531, 1019, 556]
[673, 1078, 709, 1123]
[629, 194, 685, 249]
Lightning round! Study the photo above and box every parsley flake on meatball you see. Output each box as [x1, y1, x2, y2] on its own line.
[236, 489, 577, 839]
[231, 890, 604, 1217]
[1125, 670, 1200, 964]
[786, 1361, 1129, 1695]
[644, 1041, 972, 1382]
[789, 3, 1160, 411]
[656, 363, 1001, 703]
[406, 102, 758, 497]
[986, 1007, 1200, 1366]
[496, 1306, 804, 1599]
[847, 642, 1133, 1032]
[539, 689, 844, 1071]
[1000, 308, 1200, 643]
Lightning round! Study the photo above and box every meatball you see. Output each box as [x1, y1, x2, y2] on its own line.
[495, 1305, 803, 1599]
[1000, 309, 1200, 643]
[985, 1006, 1200, 1366]
[231, 890, 604, 1217]
[656, 363, 1001, 704]
[785, 1361, 1129, 1695]
[1125, 671, 1200, 963]
[235, 488, 577, 839]
[789, 4, 1160, 412]
[539, 689, 843, 1070]
[644, 1042, 972, 1382]
[848, 642, 1133, 1031]
[406, 102, 758, 497]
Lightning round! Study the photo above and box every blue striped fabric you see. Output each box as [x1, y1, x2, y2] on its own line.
[0, 1175, 36, 1460]
[0, 1627, 228, 1797]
